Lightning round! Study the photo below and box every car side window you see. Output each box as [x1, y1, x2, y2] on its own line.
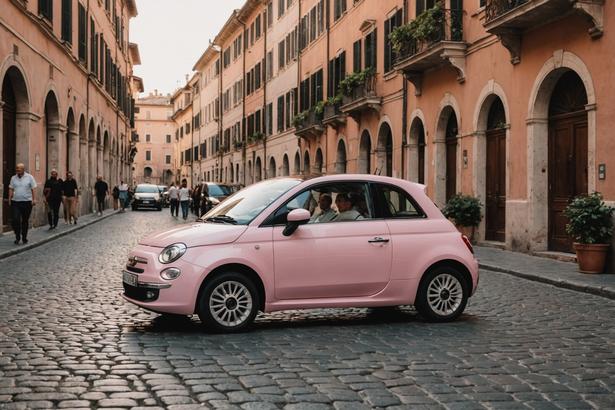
[375, 184, 425, 219]
[266, 182, 374, 226]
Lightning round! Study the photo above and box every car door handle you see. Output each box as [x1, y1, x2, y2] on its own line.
[368, 237, 390, 243]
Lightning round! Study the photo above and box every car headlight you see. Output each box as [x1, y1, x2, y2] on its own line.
[158, 243, 187, 264]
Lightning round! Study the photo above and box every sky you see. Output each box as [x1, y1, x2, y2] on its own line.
[131, 0, 246, 96]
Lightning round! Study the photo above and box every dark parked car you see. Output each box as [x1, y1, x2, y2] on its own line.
[131, 184, 163, 211]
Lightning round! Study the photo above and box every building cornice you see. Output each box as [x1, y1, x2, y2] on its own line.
[129, 43, 141, 65]
[193, 45, 221, 71]
[214, 10, 242, 46]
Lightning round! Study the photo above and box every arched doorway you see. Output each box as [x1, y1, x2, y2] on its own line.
[409, 118, 425, 184]
[435, 106, 459, 206]
[2, 66, 30, 229]
[282, 154, 289, 176]
[96, 126, 102, 177]
[485, 98, 507, 242]
[336, 140, 347, 173]
[294, 152, 300, 175]
[548, 71, 588, 252]
[247, 160, 253, 183]
[66, 108, 76, 175]
[164, 170, 173, 184]
[144, 166, 153, 179]
[78, 115, 88, 193]
[377, 123, 393, 176]
[88, 120, 96, 189]
[103, 131, 110, 182]
[445, 112, 458, 202]
[44, 91, 60, 178]
[303, 151, 310, 175]
[230, 162, 234, 183]
[255, 157, 262, 182]
[268, 157, 277, 178]
[235, 163, 239, 183]
[315, 148, 323, 174]
[358, 131, 371, 174]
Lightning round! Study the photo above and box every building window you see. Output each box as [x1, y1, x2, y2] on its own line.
[145, 134, 151, 142]
[166, 134, 171, 144]
[384, 10, 403, 73]
[328, 51, 346, 98]
[277, 95, 284, 132]
[166, 155, 171, 164]
[278, 0, 285, 18]
[364, 29, 377, 71]
[353, 39, 362, 73]
[334, 0, 347, 21]
[61, 0, 72, 44]
[267, 1, 273, 27]
[39, 0, 53, 21]
[78, 3, 87, 63]
[146, 151, 151, 161]
[255, 15, 262, 40]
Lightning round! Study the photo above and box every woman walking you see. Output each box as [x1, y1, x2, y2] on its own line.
[179, 179, 191, 221]
[118, 181, 129, 212]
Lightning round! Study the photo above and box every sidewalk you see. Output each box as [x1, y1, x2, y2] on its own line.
[0, 210, 118, 260]
[476, 245, 615, 300]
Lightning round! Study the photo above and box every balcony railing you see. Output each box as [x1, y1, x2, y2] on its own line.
[340, 75, 382, 119]
[393, 9, 466, 95]
[295, 110, 324, 139]
[322, 103, 346, 129]
[483, 0, 604, 63]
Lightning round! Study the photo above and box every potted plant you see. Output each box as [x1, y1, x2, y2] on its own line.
[564, 192, 614, 273]
[293, 111, 309, 128]
[442, 194, 482, 242]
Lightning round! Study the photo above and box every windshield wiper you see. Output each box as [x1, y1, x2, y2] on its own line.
[203, 215, 238, 225]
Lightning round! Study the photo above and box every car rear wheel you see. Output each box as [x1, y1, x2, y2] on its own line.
[198, 272, 259, 333]
[415, 266, 468, 322]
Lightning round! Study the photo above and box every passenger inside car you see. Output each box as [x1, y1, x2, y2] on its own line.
[309, 193, 338, 223]
[333, 193, 365, 221]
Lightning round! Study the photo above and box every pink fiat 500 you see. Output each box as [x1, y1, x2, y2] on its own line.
[122, 175, 479, 332]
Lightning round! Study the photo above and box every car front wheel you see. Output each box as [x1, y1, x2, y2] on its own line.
[415, 266, 468, 322]
[198, 272, 259, 333]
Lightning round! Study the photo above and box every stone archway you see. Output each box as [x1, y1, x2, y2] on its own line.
[88, 120, 96, 191]
[303, 151, 310, 175]
[144, 166, 153, 179]
[314, 148, 323, 175]
[527, 51, 595, 253]
[255, 157, 262, 182]
[358, 130, 371, 174]
[282, 154, 290, 176]
[96, 126, 102, 178]
[336, 139, 347, 174]
[268, 156, 277, 178]
[409, 116, 426, 184]
[376, 123, 393, 177]
[103, 131, 110, 182]
[247, 160, 253, 184]
[1, 66, 31, 229]
[44, 91, 61, 179]
[294, 151, 300, 176]
[435, 105, 460, 207]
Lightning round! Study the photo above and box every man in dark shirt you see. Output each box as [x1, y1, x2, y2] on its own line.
[43, 169, 63, 229]
[94, 175, 109, 216]
[61, 171, 79, 224]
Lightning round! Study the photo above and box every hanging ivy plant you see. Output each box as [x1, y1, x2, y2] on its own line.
[389, 3, 444, 56]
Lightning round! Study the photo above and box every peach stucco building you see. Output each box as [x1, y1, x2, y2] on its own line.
[171, 0, 614, 263]
[133, 91, 175, 185]
[1, 0, 140, 227]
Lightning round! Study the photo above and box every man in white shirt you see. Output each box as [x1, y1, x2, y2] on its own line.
[8, 163, 37, 244]
[168, 183, 179, 218]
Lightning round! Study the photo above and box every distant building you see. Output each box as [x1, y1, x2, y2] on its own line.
[134, 91, 175, 185]
[1, 0, 140, 225]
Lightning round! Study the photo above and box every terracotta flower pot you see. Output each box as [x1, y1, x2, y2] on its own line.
[573, 243, 610, 274]
[455, 224, 476, 243]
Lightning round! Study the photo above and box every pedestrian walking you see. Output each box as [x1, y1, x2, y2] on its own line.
[168, 182, 179, 217]
[179, 179, 191, 221]
[200, 183, 210, 216]
[8, 163, 36, 245]
[94, 175, 109, 216]
[118, 181, 129, 212]
[192, 184, 201, 215]
[61, 171, 79, 224]
[112, 185, 120, 210]
[43, 169, 63, 229]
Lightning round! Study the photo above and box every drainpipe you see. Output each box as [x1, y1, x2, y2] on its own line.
[297, 0, 303, 173]
[262, 0, 267, 183]
[401, 0, 408, 180]
[237, 13, 247, 185]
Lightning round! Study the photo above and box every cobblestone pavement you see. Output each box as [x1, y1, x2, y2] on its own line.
[1, 212, 615, 410]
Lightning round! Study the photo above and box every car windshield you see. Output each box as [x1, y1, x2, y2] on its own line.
[202, 179, 301, 225]
[208, 184, 232, 197]
[135, 185, 159, 194]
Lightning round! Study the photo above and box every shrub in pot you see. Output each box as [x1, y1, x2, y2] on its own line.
[442, 194, 482, 242]
[564, 192, 614, 273]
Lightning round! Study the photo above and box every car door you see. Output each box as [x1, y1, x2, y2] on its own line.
[270, 181, 392, 300]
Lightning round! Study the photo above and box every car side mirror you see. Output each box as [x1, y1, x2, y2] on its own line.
[283, 209, 311, 236]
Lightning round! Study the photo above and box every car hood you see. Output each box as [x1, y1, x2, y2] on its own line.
[139, 222, 248, 248]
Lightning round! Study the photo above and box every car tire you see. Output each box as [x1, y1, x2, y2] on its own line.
[415, 265, 469, 322]
[197, 272, 259, 333]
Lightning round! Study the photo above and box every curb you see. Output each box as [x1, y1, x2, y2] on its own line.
[0, 211, 119, 261]
[479, 262, 615, 301]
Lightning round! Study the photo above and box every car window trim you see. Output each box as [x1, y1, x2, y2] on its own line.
[370, 182, 427, 220]
[260, 179, 375, 227]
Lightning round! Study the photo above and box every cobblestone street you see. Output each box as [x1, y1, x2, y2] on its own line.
[1, 212, 615, 410]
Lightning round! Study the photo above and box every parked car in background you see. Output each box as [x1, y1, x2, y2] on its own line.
[131, 184, 163, 211]
[122, 175, 479, 333]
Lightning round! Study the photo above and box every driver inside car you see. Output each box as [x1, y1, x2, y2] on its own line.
[309, 193, 337, 223]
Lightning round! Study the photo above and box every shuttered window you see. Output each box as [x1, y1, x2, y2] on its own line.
[39, 0, 53, 21]
[61, 0, 72, 43]
[364, 29, 377, 71]
[384, 10, 403, 73]
[78, 3, 87, 63]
